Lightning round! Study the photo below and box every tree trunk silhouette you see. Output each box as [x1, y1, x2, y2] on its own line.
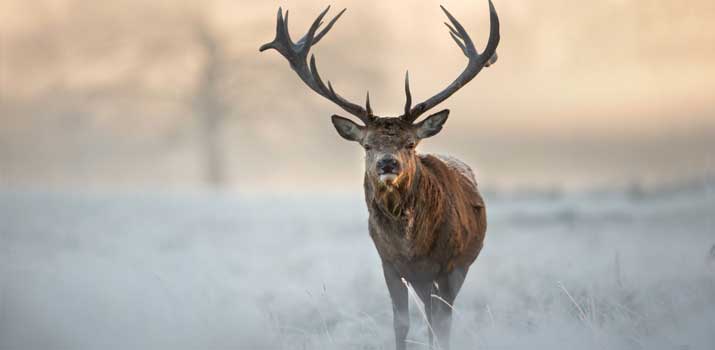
[194, 24, 227, 187]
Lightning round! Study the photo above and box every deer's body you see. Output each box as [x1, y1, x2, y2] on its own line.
[366, 152, 486, 350]
[260, 2, 499, 348]
[366, 154, 486, 281]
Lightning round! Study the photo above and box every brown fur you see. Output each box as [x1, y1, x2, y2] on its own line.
[366, 154, 486, 278]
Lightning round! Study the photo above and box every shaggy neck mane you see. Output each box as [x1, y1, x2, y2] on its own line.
[367, 155, 482, 258]
[368, 155, 458, 256]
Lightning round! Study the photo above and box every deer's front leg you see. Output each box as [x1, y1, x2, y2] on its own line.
[382, 262, 409, 350]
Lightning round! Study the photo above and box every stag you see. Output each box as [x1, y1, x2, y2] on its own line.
[260, 2, 499, 349]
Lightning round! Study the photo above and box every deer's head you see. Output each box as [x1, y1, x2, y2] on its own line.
[331, 112, 449, 189]
[260, 1, 499, 189]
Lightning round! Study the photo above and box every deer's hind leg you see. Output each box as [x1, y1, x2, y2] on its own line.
[412, 280, 438, 348]
[432, 267, 468, 350]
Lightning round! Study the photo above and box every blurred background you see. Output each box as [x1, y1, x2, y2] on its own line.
[2, 0, 714, 193]
[2, 2, 715, 350]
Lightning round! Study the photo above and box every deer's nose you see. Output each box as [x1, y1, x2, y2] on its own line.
[377, 157, 400, 175]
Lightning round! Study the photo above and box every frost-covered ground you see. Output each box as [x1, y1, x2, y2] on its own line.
[1, 186, 714, 350]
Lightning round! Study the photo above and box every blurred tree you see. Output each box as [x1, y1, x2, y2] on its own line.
[194, 22, 229, 187]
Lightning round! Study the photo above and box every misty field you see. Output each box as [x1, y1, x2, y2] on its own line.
[1, 186, 713, 350]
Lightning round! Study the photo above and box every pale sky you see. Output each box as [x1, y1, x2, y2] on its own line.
[1, 0, 714, 192]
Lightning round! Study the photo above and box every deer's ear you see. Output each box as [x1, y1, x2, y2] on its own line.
[331, 115, 365, 142]
[415, 109, 449, 139]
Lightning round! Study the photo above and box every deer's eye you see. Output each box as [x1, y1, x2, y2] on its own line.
[405, 142, 416, 150]
[364, 144, 373, 151]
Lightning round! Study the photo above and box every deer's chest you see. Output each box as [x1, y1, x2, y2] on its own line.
[368, 213, 441, 280]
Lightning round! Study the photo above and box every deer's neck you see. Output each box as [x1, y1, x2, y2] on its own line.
[365, 165, 413, 219]
[365, 156, 444, 226]
[365, 156, 447, 257]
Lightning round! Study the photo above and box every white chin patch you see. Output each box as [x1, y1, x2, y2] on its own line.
[379, 174, 398, 184]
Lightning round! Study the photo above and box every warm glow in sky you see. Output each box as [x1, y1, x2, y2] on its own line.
[1, 0, 714, 191]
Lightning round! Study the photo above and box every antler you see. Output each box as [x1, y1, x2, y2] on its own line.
[401, 0, 500, 123]
[259, 7, 374, 125]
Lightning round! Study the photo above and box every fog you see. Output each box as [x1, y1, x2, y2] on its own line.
[1, 1, 714, 349]
[1, 187, 714, 349]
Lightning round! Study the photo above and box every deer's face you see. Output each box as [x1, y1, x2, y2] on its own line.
[331, 110, 449, 188]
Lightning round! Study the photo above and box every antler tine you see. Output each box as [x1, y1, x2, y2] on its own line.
[440, 5, 477, 55]
[314, 8, 346, 45]
[283, 10, 292, 44]
[445, 21, 469, 56]
[275, 7, 287, 42]
[259, 8, 286, 53]
[296, 6, 331, 51]
[403, 71, 412, 118]
[444, 21, 459, 39]
[448, 31, 468, 56]
[482, 0, 500, 65]
[401, 0, 500, 123]
[365, 91, 373, 116]
[260, 6, 373, 124]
